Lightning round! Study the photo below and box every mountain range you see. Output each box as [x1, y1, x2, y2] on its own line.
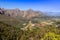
[0, 8, 45, 19]
[46, 12, 60, 16]
[0, 8, 60, 26]
[0, 8, 60, 20]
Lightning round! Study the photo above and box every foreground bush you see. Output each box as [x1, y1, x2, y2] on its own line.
[41, 32, 60, 40]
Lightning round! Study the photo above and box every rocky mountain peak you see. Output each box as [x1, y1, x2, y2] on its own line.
[0, 8, 45, 19]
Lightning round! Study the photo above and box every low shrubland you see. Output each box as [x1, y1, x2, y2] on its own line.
[0, 21, 60, 40]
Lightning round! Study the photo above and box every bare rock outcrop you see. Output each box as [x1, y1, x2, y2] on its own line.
[0, 8, 44, 19]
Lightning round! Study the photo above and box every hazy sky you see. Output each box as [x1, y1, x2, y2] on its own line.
[0, 0, 60, 12]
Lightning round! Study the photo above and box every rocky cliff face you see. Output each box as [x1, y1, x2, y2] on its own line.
[0, 8, 44, 19]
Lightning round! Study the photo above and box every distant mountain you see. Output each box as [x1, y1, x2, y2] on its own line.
[0, 8, 45, 20]
[46, 12, 60, 16]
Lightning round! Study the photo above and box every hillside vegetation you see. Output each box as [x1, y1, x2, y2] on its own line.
[0, 20, 60, 40]
[0, 14, 21, 26]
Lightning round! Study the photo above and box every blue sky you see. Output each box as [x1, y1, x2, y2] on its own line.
[0, 0, 60, 12]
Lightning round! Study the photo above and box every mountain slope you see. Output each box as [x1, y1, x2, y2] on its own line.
[0, 14, 21, 26]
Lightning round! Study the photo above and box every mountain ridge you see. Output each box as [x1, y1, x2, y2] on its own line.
[0, 8, 45, 19]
